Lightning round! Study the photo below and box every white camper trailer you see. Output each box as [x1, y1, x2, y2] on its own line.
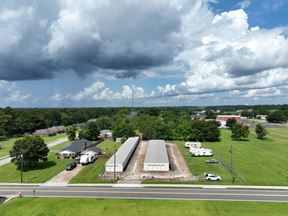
[185, 142, 201, 149]
[80, 151, 96, 165]
[190, 148, 213, 157]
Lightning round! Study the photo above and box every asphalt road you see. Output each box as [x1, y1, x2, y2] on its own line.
[0, 186, 288, 202]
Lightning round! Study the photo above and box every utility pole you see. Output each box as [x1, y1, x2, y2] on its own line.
[230, 142, 235, 183]
[113, 142, 116, 182]
[20, 153, 23, 183]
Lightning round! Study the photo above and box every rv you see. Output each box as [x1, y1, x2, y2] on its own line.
[190, 148, 213, 157]
[80, 152, 96, 165]
[185, 141, 201, 149]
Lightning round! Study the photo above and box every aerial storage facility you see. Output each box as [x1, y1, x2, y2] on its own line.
[144, 140, 170, 171]
[105, 137, 140, 172]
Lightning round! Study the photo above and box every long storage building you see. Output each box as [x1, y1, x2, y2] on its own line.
[105, 137, 140, 172]
[143, 140, 170, 171]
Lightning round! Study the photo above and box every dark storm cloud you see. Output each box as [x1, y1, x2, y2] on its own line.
[0, 0, 183, 81]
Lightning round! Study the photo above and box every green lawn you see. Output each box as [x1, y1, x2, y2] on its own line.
[70, 141, 121, 183]
[0, 133, 67, 158]
[0, 140, 72, 183]
[70, 158, 112, 183]
[0, 138, 20, 158]
[97, 140, 121, 154]
[176, 128, 288, 185]
[1, 198, 288, 216]
[41, 133, 67, 143]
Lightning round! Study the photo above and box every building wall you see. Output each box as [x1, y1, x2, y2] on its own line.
[143, 163, 169, 171]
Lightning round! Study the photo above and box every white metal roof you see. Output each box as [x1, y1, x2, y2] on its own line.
[106, 137, 139, 165]
[144, 140, 169, 164]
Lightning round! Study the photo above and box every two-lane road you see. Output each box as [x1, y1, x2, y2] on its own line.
[0, 186, 288, 202]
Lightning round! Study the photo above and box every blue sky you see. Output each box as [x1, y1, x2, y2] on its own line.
[0, 0, 287, 107]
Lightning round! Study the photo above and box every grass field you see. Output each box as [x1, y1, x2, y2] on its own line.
[97, 140, 121, 154]
[1, 198, 288, 216]
[0, 133, 67, 158]
[176, 128, 288, 185]
[0, 140, 72, 183]
[70, 141, 121, 183]
[70, 158, 112, 183]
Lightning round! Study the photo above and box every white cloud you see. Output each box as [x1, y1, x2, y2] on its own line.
[50, 81, 146, 102]
[237, 0, 251, 9]
[0, 80, 31, 106]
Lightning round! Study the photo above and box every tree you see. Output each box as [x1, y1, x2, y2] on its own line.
[267, 110, 287, 123]
[255, 123, 267, 139]
[10, 136, 49, 170]
[226, 118, 237, 129]
[66, 125, 77, 141]
[231, 124, 250, 140]
[78, 122, 100, 141]
[112, 120, 136, 140]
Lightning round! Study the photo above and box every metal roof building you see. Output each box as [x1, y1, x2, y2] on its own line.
[105, 137, 140, 172]
[144, 140, 170, 172]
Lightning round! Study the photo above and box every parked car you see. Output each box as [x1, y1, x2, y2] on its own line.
[66, 162, 77, 171]
[205, 159, 219, 163]
[204, 173, 221, 181]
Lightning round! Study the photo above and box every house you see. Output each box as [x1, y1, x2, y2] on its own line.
[256, 115, 267, 120]
[56, 139, 94, 159]
[81, 145, 102, 155]
[32, 125, 66, 136]
[216, 115, 241, 128]
[99, 129, 113, 139]
[191, 111, 206, 120]
[32, 129, 51, 136]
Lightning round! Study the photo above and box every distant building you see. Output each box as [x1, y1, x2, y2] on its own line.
[100, 129, 113, 140]
[191, 111, 206, 120]
[256, 115, 267, 120]
[216, 115, 241, 128]
[32, 125, 66, 136]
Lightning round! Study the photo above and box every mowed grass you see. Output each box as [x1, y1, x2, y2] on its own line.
[177, 128, 288, 185]
[0, 133, 67, 158]
[70, 158, 111, 183]
[97, 140, 121, 154]
[0, 141, 72, 183]
[1, 198, 288, 216]
[70, 141, 121, 183]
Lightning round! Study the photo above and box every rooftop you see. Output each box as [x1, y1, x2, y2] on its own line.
[144, 140, 169, 164]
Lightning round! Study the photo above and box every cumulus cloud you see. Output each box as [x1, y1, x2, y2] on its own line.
[0, 80, 31, 106]
[237, 0, 251, 9]
[50, 80, 145, 102]
[1, 0, 288, 106]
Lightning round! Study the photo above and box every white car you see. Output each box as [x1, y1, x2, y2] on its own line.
[204, 173, 221, 181]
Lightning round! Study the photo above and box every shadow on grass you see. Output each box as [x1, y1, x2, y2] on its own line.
[22, 160, 57, 172]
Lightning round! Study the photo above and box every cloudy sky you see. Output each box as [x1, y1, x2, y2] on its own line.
[0, 0, 287, 107]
